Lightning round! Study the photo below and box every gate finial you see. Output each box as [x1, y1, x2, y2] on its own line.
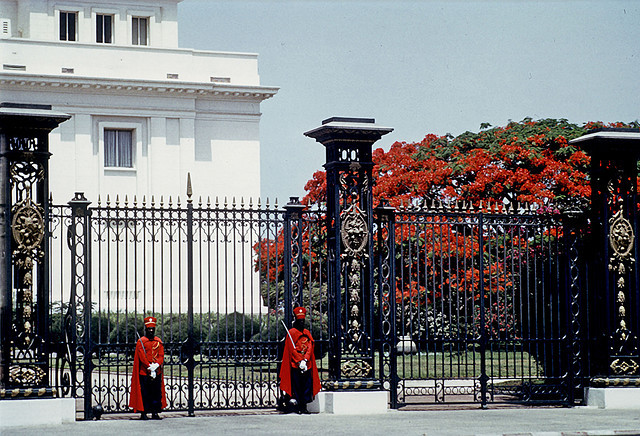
[187, 172, 193, 204]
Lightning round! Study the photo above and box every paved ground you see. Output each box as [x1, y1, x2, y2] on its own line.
[3, 406, 640, 436]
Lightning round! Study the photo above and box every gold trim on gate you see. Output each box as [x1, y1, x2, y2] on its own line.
[610, 358, 640, 375]
[8, 365, 46, 386]
[341, 203, 368, 259]
[341, 359, 373, 378]
[608, 208, 635, 289]
[607, 200, 639, 373]
[341, 203, 369, 349]
[608, 206, 635, 332]
[11, 197, 45, 269]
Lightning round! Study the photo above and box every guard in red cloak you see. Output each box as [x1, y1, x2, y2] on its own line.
[129, 316, 167, 420]
[279, 307, 321, 414]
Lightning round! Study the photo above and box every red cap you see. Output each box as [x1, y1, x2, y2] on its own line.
[144, 316, 157, 328]
[294, 307, 306, 319]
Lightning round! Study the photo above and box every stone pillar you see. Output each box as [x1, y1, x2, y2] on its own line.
[0, 103, 70, 396]
[305, 117, 392, 390]
[571, 128, 640, 394]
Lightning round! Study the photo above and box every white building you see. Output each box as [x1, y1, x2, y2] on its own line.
[0, 0, 277, 314]
[0, 0, 278, 203]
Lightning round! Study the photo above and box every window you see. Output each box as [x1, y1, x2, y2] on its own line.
[60, 12, 77, 41]
[104, 129, 133, 167]
[96, 14, 113, 43]
[132, 17, 148, 45]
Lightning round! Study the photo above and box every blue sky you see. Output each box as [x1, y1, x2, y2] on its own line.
[179, 0, 640, 202]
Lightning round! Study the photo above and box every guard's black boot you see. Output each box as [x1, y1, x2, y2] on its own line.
[151, 413, 162, 420]
[140, 412, 148, 420]
[277, 394, 293, 413]
[298, 403, 310, 414]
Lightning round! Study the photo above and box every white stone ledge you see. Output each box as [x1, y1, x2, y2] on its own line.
[0, 398, 76, 428]
[309, 391, 389, 414]
[585, 387, 640, 409]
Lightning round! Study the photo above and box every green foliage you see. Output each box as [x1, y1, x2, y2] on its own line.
[207, 312, 260, 342]
[49, 301, 112, 345]
[50, 303, 225, 345]
[260, 281, 285, 312]
[249, 313, 288, 342]
[305, 309, 328, 343]
[259, 281, 328, 315]
[107, 312, 141, 343]
[50, 300, 326, 353]
[249, 310, 328, 357]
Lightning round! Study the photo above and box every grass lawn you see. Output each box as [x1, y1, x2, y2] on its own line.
[396, 350, 543, 379]
[58, 349, 542, 382]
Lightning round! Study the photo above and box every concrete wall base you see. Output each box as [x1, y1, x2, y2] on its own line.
[585, 387, 640, 409]
[309, 391, 389, 414]
[0, 398, 76, 428]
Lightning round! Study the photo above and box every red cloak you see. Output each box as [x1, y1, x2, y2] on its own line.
[279, 327, 321, 397]
[129, 336, 167, 412]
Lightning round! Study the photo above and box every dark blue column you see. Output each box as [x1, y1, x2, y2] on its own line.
[0, 103, 70, 395]
[571, 128, 640, 385]
[305, 117, 392, 388]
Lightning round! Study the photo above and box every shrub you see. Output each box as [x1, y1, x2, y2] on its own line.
[207, 312, 260, 342]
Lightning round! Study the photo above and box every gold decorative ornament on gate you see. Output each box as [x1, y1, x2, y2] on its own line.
[340, 203, 368, 259]
[11, 197, 45, 269]
[341, 359, 373, 378]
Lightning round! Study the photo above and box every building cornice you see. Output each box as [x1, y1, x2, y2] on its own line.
[0, 73, 279, 102]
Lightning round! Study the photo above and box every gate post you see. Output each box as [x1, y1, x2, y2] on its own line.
[477, 211, 488, 408]
[67, 192, 92, 418]
[374, 199, 397, 407]
[305, 117, 392, 392]
[284, 197, 306, 320]
[0, 103, 69, 397]
[571, 129, 640, 402]
[562, 209, 586, 404]
[185, 174, 195, 417]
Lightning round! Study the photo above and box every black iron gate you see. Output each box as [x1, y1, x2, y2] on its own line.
[43, 118, 588, 418]
[391, 203, 585, 407]
[10, 112, 640, 420]
[49, 191, 335, 417]
[48, 193, 585, 416]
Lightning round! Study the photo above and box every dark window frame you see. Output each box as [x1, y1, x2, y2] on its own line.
[96, 13, 113, 44]
[60, 11, 77, 41]
[132, 16, 148, 46]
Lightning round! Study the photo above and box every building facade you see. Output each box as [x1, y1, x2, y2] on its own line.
[0, 0, 277, 313]
[0, 0, 278, 203]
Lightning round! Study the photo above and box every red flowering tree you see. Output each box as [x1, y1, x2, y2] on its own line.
[373, 118, 600, 209]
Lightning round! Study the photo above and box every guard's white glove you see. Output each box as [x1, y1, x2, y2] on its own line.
[299, 360, 307, 372]
[148, 362, 160, 379]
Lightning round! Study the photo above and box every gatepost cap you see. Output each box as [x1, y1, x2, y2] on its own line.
[144, 316, 157, 328]
[294, 307, 306, 319]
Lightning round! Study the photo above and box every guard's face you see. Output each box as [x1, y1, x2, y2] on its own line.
[145, 327, 155, 338]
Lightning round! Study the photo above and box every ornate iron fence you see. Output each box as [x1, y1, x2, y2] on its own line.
[48, 193, 585, 417]
[3, 116, 623, 417]
[49, 193, 333, 417]
[392, 201, 584, 407]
